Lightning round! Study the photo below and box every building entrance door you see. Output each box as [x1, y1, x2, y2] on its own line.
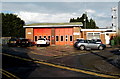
[105, 33, 110, 44]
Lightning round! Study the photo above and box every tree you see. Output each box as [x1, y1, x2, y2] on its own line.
[69, 13, 99, 29]
[2, 13, 25, 38]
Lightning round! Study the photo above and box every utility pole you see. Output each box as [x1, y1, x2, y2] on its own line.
[84, 12, 87, 29]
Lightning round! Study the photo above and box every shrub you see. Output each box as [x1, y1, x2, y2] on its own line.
[113, 36, 120, 45]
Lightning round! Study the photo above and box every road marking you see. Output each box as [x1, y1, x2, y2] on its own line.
[2, 53, 120, 79]
[30, 51, 89, 61]
[0, 69, 20, 79]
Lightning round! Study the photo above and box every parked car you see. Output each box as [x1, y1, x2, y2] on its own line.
[18, 39, 35, 47]
[74, 39, 106, 50]
[36, 38, 50, 47]
[7, 38, 19, 47]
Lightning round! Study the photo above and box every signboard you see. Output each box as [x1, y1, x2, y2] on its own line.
[28, 32, 32, 34]
[73, 32, 80, 35]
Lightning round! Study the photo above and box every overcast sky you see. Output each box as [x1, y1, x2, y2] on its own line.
[2, 2, 118, 28]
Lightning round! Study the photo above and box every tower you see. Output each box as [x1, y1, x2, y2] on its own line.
[118, 1, 120, 36]
[111, 7, 118, 32]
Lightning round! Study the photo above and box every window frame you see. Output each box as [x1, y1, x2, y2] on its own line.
[39, 36, 42, 39]
[48, 36, 51, 41]
[60, 36, 64, 41]
[56, 36, 59, 41]
[65, 35, 68, 41]
[70, 35, 73, 41]
[44, 36, 46, 38]
[87, 32, 100, 40]
[35, 36, 37, 41]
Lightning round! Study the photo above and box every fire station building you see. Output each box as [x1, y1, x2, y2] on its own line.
[23, 22, 116, 45]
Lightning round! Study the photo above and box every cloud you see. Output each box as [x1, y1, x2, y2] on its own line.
[3, 2, 117, 28]
[85, 9, 96, 14]
[96, 19, 111, 28]
[15, 11, 78, 24]
[15, 11, 112, 28]
[2, 0, 120, 2]
[96, 13, 109, 18]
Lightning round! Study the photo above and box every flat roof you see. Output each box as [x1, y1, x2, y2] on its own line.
[81, 29, 113, 31]
[26, 22, 82, 26]
[23, 22, 83, 28]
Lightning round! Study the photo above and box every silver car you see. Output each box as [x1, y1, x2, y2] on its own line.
[74, 40, 106, 50]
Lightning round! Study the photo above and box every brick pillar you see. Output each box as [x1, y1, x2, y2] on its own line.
[100, 33, 105, 44]
[73, 27, 81, 42]
[25, 28, 33, 40]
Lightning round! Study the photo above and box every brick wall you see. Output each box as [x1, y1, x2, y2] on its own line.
[25, 28, 33, 40]
[100, 33, 106, 44]
[73, 27, 81, 42]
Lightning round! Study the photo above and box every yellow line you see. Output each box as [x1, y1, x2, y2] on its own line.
[1, 69, 20, 79]
[30, 51, 41, 55]
[2, 53, 120, 79]
[0, 69, 20, 79]
[2, 72, 12, 78]
[34, 61, 119, 79]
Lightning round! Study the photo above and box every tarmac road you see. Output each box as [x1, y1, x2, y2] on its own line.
[2, 45, 120, 79]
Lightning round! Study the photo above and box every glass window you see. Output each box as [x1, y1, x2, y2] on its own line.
[35, 36, 37, 41]
[44, 36, 46, 38]
[61, 36, 63, 41]
[56, 36, 59, 41]
[39, 36, 42, 39]
[79, 40, 84, 43]
[48, 36, 50, 41]
[65, 35, 68, 41]
[87, 33, 100, 40]
[70, 36, 72, 41]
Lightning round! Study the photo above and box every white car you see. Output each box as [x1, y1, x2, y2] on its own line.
[36, 38, 50, 47]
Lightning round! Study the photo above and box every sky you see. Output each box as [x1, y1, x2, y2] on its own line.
[1, 2, 118, 28]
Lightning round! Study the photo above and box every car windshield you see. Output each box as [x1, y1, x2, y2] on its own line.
[9, 38, 17, 41]
[77, 40, 85, 43]
[92, 39, 101, 42]
[88, 40, 96, 43]
[77, 39, 84, 41]
[21, 39, 29, 41]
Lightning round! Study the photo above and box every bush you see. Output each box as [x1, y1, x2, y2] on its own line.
[113, 36, 120, 45]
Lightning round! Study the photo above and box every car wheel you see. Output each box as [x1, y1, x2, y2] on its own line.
[99, 46, 104, 50]
[37, 44, 39, 47]
[79, 45, 85, 50]
[28, 43, 32, 47]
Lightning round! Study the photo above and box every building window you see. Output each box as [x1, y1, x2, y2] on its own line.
[87, 32, 100, 40]
[56, 36, 59, 41]
[48, 36, 50, 41]
[65, 35, 68, 41]
[35, 36, 37, 41]
[39, 36, 42, 39]
[61, 36, 64, 41]
[44, 36, 46, 38]
[70, 36, 72, 41]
